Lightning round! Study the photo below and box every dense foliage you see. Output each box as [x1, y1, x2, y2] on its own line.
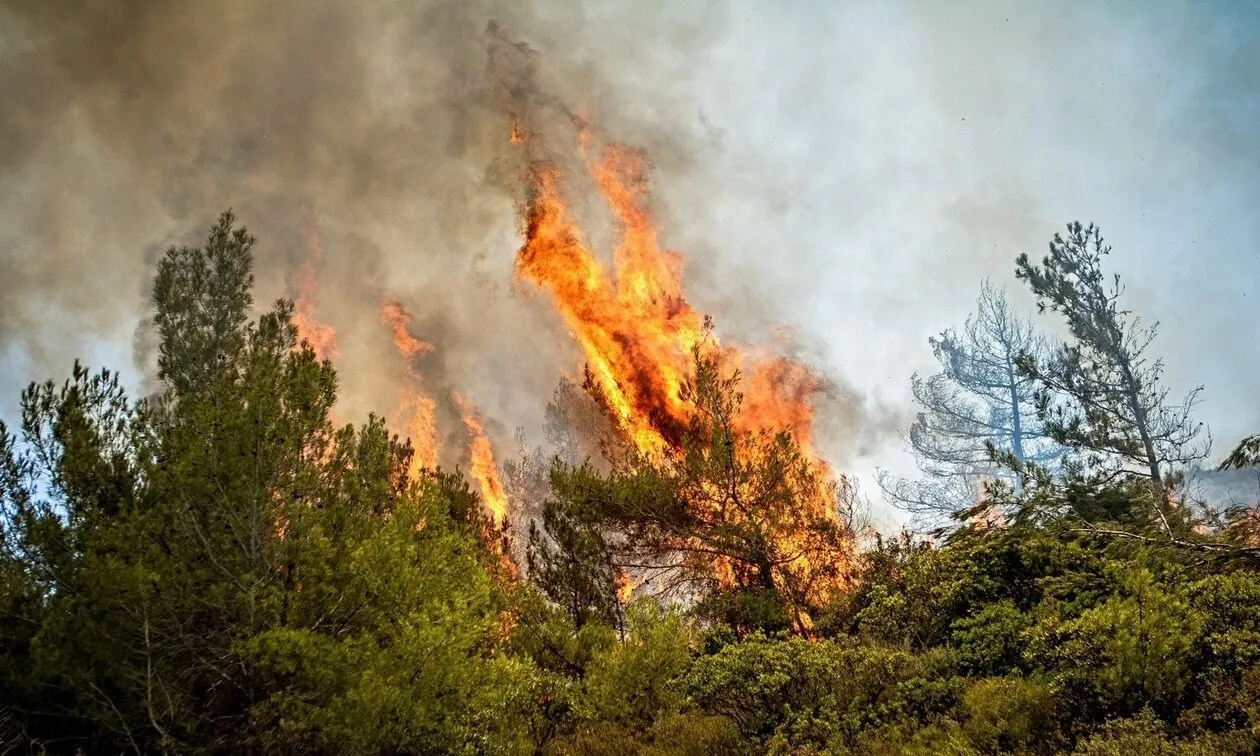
[2, 213, 1258, 754]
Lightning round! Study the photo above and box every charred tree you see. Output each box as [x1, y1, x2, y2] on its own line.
[881, 281, 1063, 521]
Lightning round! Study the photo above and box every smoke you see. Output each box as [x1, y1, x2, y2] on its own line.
[0, 2, 693, 435]
[0, 0, 885, 480]
[2, 1, 1256, 527]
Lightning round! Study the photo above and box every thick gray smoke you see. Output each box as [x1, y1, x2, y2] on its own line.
[3, 1, 1256, 528]
[0, 0, 885, 477]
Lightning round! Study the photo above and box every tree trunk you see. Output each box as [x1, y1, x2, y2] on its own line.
[1006, 361, 1025, 464]
[1119, 362, 1163, 494]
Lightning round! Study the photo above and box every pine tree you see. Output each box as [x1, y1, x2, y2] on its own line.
[881, 280, 1062, 520]
[1015, 222, 1209, 495]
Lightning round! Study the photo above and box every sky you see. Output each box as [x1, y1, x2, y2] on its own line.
[1, 0, 1257, 529]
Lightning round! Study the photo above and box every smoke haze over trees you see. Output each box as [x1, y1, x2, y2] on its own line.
[1, 214, 1259, 752]
[2, 2, 1260, 753]
[880, 281, 1064, 523]
[2, 2, 1258, 525]
[1015, 223, 1210, 494]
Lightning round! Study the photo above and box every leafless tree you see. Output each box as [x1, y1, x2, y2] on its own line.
[881, 280, 1063, 522]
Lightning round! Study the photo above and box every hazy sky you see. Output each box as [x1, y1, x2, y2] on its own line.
[1, 0, 1256, 528]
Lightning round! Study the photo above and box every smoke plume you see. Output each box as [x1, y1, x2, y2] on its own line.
[0, 0, 884, 482]
[5, 2, 1255, 528]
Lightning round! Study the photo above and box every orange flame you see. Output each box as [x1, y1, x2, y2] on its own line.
[738, 354, 829, 459]
[615, 568, 641, 604]
[376, 300, 518, 575]
[454, 393, 511, 525]
[970, 474, 1009, 531]
[515, 159, 701, 456]
[512, 118, 852, 619]
[508, 114, 527, 145]
[379, 299, 438, 477]
[289, 224, 339, 361]
[515, 133, 834, 467]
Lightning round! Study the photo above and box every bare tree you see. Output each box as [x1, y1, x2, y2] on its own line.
[881, 280, 1062, 520]
[1015, 222, 1210, 495]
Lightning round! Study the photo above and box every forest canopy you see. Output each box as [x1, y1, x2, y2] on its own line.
[2, 212, 1259, 755]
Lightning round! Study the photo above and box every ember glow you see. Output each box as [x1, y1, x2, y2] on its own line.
[508, 114, 527, 145]
[379, 299, 439, 477]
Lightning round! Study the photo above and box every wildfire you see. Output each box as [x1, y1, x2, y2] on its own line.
[970, 475, 1009, 531]
[738, 354, 830, 459]
[515, 157, 702, 456]
[512, 116, 853, 621]
[514, 128, 835, 472]
[455, 393, 511, 525]
[276, 32, 853, 617]
[289, 224, 339, 361]
[376, 300, 512, 529]
[379, 299, 439, 477]
[615, 568, 641, 604]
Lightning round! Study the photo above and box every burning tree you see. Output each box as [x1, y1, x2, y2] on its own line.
[1, 212, 529, 751]
[506, 102, 857, 633]
[287, 220, 339, 363]
[525, 469, 622, 633]
[530, 350, 855, 635]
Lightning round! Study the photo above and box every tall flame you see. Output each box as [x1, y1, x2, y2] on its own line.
[379, 299, 438, 477]
[515, 133, 832, 465]
[289, 224, 339, 361]
[454, 394, 510, 525]
[515, 157, 702, 456]
[513, 118, 852, 618]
